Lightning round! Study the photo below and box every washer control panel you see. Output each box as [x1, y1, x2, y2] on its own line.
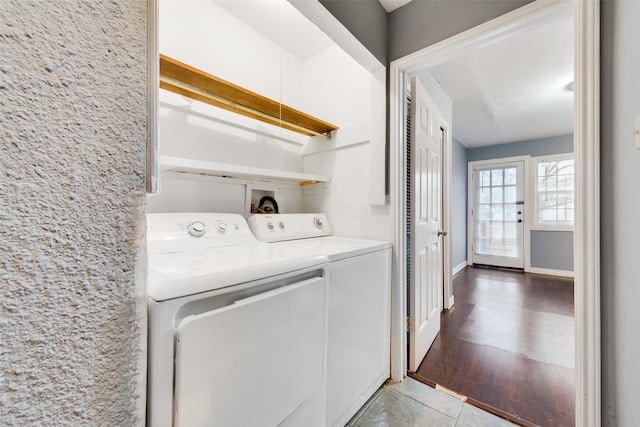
[248, 213, 331, 242]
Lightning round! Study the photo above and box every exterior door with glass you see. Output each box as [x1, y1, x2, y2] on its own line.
[470, 159, 525, 269]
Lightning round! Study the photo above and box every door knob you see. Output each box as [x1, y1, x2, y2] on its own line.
[438, 230, 448, 236]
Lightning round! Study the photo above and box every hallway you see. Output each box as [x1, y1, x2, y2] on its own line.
[411, 267, 574, 426]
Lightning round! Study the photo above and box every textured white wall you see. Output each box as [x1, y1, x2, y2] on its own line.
[0, 1, 147, 425]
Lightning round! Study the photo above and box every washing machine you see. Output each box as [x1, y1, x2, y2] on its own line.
[248, 213, 392, 427]
[146, 213, 329, 427]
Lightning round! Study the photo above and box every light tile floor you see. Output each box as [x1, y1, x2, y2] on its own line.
[347, 377, 518, 427]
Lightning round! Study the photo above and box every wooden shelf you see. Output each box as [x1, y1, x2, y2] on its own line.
[159, 156, 329, 186]
[159, 54, 338, 139]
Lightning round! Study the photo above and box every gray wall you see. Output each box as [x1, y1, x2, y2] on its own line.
[467, 134, 574, 272]
[388, 0, 533, 61]
[530, 231, 574, 271]
[466, 133, 574, 161]
[601, 1, 640, 425]
[0, 1, 147, 424]
[319, 0, 388, 64]
[452, 138, 468, 270]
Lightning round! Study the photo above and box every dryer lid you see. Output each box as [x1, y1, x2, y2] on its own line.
[147, 242, 327, 301]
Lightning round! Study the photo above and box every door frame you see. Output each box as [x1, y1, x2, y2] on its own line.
[440, 119, 453, 310]
[467, 156, 530, 270]
[389, 1, 600, 427]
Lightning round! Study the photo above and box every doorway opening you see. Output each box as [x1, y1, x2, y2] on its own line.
[389, 1, 600, 426]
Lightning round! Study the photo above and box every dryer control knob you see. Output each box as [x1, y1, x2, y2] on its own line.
[313, 217, 324, 228]
[267, 222, 275, 230]
[187, 221, 206, 237]
[278, 221, 286, 230]
[217, 223, 227, 233]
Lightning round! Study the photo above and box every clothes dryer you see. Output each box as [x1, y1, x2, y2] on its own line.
[147, 213, 329, 427]
[248, 214, 391, 426]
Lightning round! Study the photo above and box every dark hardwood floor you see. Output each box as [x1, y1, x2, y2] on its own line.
[410, 266, 574, 427]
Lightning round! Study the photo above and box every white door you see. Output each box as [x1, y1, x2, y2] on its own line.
[173, 277, 325, 427]
[470, 160, 525, 269]
[409, 77, 442, 372]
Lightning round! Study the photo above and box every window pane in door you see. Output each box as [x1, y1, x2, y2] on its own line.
[480, 170, 491, 187]
[479, 204, 490, 220]
[479, 188, 490, 203]
[504, 167, 517, 185]
[474, 166, 519, 259]
[491, 187, 503, 203]
[491, 169, 503, 186]
[504, 186, 516, 203]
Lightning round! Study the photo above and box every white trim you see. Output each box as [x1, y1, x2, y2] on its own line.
[389, 54, 407, 381]
[441, 119, 453, 310]
[147, 0, 159, 194]
[389, 4, 600, 427]
[452, 261, 467, 276]
[574, 1, 600, 425]
[528, 267, 575, 278]
[530, 225, 574, 232]
[466, 154, 531, 168]
[467, 156, 529, 270]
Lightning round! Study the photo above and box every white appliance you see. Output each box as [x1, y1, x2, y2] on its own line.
[248, 214, 392, 427]
[146, 213, 329, 427]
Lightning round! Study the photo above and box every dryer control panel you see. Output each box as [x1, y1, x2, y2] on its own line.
[147, 213, 257, 254]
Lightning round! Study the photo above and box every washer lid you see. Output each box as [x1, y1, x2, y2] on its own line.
[147, 242, 327, 301]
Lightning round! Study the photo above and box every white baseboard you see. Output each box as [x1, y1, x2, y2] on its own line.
[448, 295, 455, 308]
[452, 261, 467, 276]
[527, 267, 574, 278]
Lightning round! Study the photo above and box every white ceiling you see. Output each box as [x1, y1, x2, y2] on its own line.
[213, 0, 333, 61]
[419, 15, 574, 148]
[378, 0, 412, 13]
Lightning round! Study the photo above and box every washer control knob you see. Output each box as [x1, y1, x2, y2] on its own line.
[217, 223, 227, 233]
[187, 221, 206, 237]
[313, 216, 324, 229]
[267, 222, 275, 231]
[278, 221, 286, 230]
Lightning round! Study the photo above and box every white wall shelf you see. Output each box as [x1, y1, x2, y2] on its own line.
[159, 156, 329, 186]
[160, 54, 338, 139]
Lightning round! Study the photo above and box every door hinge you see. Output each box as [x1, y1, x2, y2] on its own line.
[406, 317, 412, 332]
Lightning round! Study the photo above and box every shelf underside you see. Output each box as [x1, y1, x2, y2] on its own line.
[160, 156, 329, 186]
[159, 54, 338, 139]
